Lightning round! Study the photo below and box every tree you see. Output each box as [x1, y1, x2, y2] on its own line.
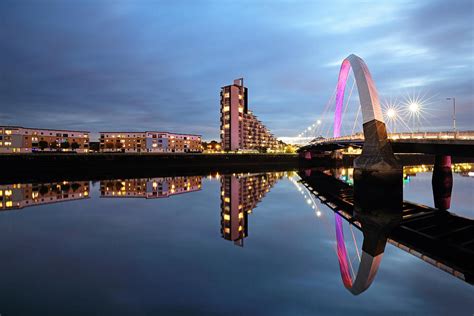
[60, 141, 70, 149]
[39, 185, 49, 196]
[71, 142, 80, 151]
[89, 142, 100, 152]
[105, 142, 114, 150]
[49, 141, 58, 151]
[38, 140, 48, 151]
[71, 182, 81, 192]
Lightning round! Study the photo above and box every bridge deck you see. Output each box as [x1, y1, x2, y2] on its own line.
[298, 170, 474, 284]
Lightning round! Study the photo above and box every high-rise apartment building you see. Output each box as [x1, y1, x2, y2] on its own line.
[220, 78, 280, 152]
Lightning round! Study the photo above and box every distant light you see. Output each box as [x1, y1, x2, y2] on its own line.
[317, 120, 322, 125]
[409, 102, 420, 113]
[387, 108, 397, 118]
[316, 211, 321, 217]
[307, 127, 312, 131]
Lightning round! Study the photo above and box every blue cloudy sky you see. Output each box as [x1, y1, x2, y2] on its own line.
[1, 0, 472, 140]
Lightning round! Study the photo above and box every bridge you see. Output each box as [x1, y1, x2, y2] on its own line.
[296, 168, 473, 295]
[295, 54, 472, 171]
[299, 131, 474, 157]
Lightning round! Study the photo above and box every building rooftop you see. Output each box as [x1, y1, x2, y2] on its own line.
[0, 125, 90, 133]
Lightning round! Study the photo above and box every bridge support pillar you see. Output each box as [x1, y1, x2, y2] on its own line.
[354, 120, 401, 172]
[432, 155, 453, 211]
[353, 120, 402, 197]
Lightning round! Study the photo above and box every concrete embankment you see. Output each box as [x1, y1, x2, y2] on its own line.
[1, 153, 472, 184]
[0, 153, 311, 183]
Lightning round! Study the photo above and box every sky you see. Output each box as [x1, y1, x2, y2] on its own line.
[1, 0, 473, 141]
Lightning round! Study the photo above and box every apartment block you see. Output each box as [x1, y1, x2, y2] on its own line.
[0, 126, 90, 153]
[99, 131, 202, 153]
[0, 181, 90, 210]
[220, 78, 281, 152]
[100, 176, 202, 198]
[220, 172, 284, 246]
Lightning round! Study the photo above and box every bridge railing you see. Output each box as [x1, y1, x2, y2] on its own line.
[310, 131, 474, 144]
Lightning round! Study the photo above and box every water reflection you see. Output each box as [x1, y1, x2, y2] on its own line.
[0, 164, 472, 297]
[220, 172, 284, 246]
[0, 181, 89, 210]
[100, 176, 202, 198]
[299, 163, 474, 294]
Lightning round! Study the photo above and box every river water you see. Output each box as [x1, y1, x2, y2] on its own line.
[0, 164, 472, 315]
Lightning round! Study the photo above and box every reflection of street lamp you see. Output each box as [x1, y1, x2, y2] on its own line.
[446, 97, 456, 132]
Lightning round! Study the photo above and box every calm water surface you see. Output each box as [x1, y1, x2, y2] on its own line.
[0, 165, 472, 315]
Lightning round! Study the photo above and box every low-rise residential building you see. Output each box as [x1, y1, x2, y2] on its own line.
[0, 126, 90, 153]
[99, 131, 202, 153]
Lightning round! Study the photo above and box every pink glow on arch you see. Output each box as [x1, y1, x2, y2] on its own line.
[334, 60, 351, 138]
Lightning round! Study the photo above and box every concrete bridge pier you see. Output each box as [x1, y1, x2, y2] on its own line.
[432, 155, 453, 211]
[353, 120, 403, 199]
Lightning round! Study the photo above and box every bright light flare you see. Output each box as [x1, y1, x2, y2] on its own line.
[386, 108, 397, 119]
[409, 102, 420, 113]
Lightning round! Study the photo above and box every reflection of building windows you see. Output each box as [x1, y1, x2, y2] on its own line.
[220, 172, 284, 246]
[0, 181, 90, 211]
[100, 176, 202, 199]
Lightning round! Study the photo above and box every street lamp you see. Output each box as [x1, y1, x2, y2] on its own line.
[386, 108, 397, 133]
[446, 97, 456, 132]
[408, 102, 420, 131]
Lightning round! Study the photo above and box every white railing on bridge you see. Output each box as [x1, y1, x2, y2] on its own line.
[311, 131, 474, 144]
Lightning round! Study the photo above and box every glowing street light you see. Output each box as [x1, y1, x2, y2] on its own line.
[317, 119, 322, 125]
[386, 108, 397, 119]
[408, 102, 421, 132]
[409, 102, 420, 113]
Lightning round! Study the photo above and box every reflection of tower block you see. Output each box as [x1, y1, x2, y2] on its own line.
[221, 176, 248, 247]
[220, 172, 283, 246]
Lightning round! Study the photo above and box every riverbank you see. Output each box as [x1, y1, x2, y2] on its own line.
[1, 153, 472, 184]
[0, 153, 305, 183]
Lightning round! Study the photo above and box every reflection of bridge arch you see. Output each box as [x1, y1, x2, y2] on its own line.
[335, 216, 384, 295]
[334, 54, 384, 138]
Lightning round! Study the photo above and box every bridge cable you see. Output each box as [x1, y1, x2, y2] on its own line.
[341, 76, 356, 137]
[351, 105, 361, 136]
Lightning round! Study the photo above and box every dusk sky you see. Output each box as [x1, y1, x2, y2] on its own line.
[1, 0, 472, 141]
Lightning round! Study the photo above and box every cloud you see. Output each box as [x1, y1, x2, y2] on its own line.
[0, 0, 472, 140]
